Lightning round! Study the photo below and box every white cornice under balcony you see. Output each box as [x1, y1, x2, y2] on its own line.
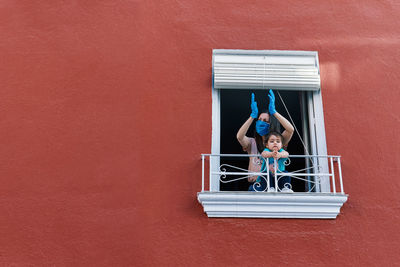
[198, 192, 348, 219]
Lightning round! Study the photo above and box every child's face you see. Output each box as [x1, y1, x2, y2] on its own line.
[266, 135, 282, 151]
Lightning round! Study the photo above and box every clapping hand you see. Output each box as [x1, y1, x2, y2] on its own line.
[268, 90, 276, 115]
[250, 93, 258, 119]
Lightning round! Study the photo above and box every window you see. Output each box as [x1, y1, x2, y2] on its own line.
[211, 49, 329, 192]
[220, 89, 306, 192]
[198, 49, 348, 219]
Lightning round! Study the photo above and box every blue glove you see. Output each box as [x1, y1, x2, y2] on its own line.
[250, 93, 258, 119]
[268, 90, 276, 115]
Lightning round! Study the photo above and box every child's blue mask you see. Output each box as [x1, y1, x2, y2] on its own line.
[255, 120, 270, 136]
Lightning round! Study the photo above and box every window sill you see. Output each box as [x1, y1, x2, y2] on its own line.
[197, 191, 348, 219]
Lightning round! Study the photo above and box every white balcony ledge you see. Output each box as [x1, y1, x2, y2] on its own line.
[198, 191, 348, 219]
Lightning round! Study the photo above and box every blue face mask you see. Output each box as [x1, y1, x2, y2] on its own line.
[256, 120, 270, 136]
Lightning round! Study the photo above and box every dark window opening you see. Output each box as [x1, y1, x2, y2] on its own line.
[220, 89, 308, 192]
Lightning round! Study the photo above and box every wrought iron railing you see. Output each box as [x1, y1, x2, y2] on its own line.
[201, 154, 344, 194]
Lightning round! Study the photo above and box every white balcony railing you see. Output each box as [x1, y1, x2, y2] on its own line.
[198, 154, 348, 219]
[201, 154, 345, 194]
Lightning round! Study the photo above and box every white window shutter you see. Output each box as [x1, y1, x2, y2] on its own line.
[213, 50, 320, 91]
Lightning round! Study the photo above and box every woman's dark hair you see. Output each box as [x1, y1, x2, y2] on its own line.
[254, 109, 281, 153]
[254, 133, 265, 154]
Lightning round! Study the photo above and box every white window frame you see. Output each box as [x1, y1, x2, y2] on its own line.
[198, 49, 348, 219]
[211, 50, 330, 192]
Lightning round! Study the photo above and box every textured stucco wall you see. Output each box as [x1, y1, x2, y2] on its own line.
[1, 0, 399, 266]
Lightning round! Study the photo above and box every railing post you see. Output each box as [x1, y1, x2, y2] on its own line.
[274, 158, 278, 192]
[201, 155, 205, 192]
[266, 158, 270, 190]
[313, 155, 321, 192]
[337, 157, 344, 194]
[330, 157, 336, 194]
[209, 155, 212, 192]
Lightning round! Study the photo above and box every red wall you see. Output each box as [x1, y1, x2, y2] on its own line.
[1, 0, 399, 265]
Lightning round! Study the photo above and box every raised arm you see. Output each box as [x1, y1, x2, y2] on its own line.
[236, 116, 255, 150]
[237, 93, 258, 150]
[268, 90, 294, 148]
[273, 112, 294, 148]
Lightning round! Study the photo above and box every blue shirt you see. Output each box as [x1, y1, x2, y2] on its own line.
[260, 148, 287, 173]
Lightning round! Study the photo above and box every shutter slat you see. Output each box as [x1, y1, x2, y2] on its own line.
[213, 50, 320, 91]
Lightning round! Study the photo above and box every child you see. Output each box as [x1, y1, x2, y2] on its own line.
[248, 131, 293, 192]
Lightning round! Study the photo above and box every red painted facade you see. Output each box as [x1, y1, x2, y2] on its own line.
[1, 0, 399, 265]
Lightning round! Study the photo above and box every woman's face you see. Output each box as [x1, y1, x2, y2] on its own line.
[258, 113, 270, 123]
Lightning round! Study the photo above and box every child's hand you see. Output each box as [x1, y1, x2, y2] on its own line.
[272, 148, 279, 159]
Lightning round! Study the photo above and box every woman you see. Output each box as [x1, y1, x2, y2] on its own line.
[236, 90, 294, 183]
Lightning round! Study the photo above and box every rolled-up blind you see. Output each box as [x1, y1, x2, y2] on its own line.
[213, 50, 320, 91]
